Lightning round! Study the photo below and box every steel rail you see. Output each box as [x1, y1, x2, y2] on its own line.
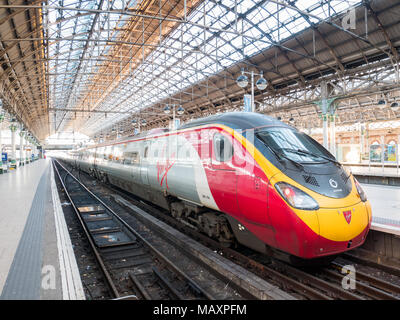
[52, 159, 121, 299]
[343, 253, 400, 278]
[53, 158, 215, 300]
[269, 260, 364, 300]
[58, 159, 400, 300]
[106, 182, 369, 300]
[101, 182, 334, 300]
[329, 262, 400, 300]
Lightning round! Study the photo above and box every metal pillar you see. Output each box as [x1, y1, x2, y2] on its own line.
[321, 82, 329, 149]
[360, 123, 366, 163]
[315, 82, 336, 153]
[251, 71, 255, 112]
[19, 130, 24, 166]
[24, 134, 28, 163]
[10, 124, 17, 168]
[322, 114, 329, 150]
[329, 114, 336, 158]
[0, 121, 2, 154]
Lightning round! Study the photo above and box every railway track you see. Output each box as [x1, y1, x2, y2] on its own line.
[57, 160, 400, 300]
[53, 159, 214, 300]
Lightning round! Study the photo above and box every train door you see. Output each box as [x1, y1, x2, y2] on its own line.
[140, 141, 150, 186]
[209, 130, 239, 217]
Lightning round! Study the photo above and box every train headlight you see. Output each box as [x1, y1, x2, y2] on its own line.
[275, 182, 319, 210]
[354, 177, 367, 202]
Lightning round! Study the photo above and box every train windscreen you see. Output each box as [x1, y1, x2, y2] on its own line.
[255, 127, 335, 164]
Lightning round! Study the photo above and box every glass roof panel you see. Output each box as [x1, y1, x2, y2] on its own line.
[47, 0, 361, 135]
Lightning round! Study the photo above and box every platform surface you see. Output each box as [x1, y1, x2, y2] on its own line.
[0, 159, 84, 299]
[344, 164, 400, 178]
[362, 183, 400, 235]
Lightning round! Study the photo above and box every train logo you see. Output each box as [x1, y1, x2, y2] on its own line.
[343, 210, 352, 224]
[329, 178, 338, 188]
[156, 148, 176, 189]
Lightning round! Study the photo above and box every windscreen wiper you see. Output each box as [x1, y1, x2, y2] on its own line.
[277, 151, 304, 171]
[283, 148, 341, 166]
[256, 134, 304, 171]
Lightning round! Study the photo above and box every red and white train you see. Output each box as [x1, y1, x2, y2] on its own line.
[59, 112, 372, 264]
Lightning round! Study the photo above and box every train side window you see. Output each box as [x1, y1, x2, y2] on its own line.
[214, 133, 233, 162]
[123, 152, 139, 165]
[131, 152, 139, 164]
[144, 146, 148, 158]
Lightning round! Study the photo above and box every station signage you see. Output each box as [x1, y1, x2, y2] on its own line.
[244, 94, 252, 112]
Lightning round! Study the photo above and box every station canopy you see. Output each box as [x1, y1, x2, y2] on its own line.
[0, 0, 399, 142]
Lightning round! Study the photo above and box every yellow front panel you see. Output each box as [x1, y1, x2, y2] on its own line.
[317, 201, 369, 241]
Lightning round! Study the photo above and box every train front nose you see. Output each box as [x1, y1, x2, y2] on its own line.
[314, 200, 371, 256]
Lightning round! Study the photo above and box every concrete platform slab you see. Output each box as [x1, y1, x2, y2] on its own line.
[0, 159, 84, 299]
[362, 183, 400, 236]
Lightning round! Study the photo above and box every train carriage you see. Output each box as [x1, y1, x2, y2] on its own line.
[59, 112, 372, 264]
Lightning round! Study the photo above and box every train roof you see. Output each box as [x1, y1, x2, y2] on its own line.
[79, 112, 291, 150]
[179, 111, 291, 131]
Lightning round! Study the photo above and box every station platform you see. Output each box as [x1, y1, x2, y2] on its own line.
[343, 164, 400, 186]
[344, 164, 400, 178]
[361, 183, 400, 236]
[0, 159, 84, 300]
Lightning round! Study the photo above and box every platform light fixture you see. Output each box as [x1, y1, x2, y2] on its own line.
[255, 71, 268, 90]
[164, 105, 171, 114]
[236, 68, 267, 112]
[163, 104, 185, 129]
[177, 106, 185, 115]
[236, 70, 248, 88]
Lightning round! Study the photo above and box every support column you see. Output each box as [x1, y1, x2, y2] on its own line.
[321, 81, 329, 150]
[329, 114, 336, 158]
[9, 123, 17, 169]
[24, 134, 28, 164]
[33, 144, 37, 160]
[322, 114, 329, 150]
[360, 123, 366, 162]
[315, 81, 336, 153]
[19, 130, 24, 166]
[0, 114, 3, 154]
[27, 137, 31, 163]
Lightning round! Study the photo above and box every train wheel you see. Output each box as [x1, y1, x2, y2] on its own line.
[199, 213, 234, 247]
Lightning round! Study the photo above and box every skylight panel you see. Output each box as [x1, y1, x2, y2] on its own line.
[63, 0, 362, 135]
